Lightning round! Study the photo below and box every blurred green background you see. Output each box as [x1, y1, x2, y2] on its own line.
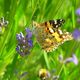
[0, 0, 80, 80]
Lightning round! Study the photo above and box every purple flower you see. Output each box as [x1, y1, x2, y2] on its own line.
[72, 29, 80, 41]
[64, 54, 78, 65]
[16, 34, 20, 40]
[16, 28, 33, 56]
[76, 8, 80, 16]
[26, 28, 32, 39]
[28, 40, 33, 47]
[16, 46, 20, 51]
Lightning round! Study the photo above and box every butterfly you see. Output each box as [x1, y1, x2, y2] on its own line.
[32, 19, 73, 52]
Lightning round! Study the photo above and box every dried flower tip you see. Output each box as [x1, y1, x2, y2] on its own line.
[0, 17, 8, 27]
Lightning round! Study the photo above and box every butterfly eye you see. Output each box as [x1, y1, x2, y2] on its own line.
[60, 19, 65, 23]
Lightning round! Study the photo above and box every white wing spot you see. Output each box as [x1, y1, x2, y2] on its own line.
[58, 29, 63, 34]
[49, 28, 54, 33]
[56, 25, 58, 28]
[54, 20, 57, 24]
[60, 19, 63, 21]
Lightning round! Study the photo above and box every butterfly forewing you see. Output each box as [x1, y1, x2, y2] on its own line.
[49, 19, 65, 28]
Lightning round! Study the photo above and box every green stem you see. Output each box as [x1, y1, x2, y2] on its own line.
[43, 50, 50, 70]
[58, 65, 64, 76]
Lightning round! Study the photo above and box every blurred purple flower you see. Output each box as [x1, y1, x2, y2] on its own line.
[72, 29, 80, 41]
[64, 54, 78, 65]
[16, 28, 33, 56]
[64, 58, 72, 63]
[72, 54, 78, 65]
[76, 8, 80, 16]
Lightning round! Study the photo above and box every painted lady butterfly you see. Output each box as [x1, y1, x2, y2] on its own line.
[33, 19, 73, 52]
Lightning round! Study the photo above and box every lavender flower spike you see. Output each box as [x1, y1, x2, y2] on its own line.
[16, 28, 33, 56]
